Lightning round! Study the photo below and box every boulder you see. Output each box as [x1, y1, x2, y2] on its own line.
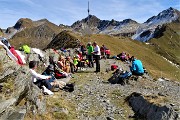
[127, 92, 179, 120]
[0, 48, 47, 119]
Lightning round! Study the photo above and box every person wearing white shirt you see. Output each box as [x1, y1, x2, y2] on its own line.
[29, 61, 53, 93]
[92, 42, 101, 72]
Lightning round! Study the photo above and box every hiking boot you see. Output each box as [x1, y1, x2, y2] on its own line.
[42, 86, 54, 95]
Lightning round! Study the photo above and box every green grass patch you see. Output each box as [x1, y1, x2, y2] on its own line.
[0, 62, 3, 73]
[46, 95, 77, 120]
[108, 90, 134, 119]
[0, 74, 16, 98]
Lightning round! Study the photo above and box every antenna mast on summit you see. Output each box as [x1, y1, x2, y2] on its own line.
[88, 1, 90, 22]
[88, 1, 90, 42]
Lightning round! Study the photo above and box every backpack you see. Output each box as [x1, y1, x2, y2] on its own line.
[54, 70, 66, 79]
[111, 64, 118, 71]
[105, 49, 110, 55]
[22, 45, 31, 54]
[63, 83, 75, 92]
[118, 71, 132, 85]
[120, 71, 132, 79]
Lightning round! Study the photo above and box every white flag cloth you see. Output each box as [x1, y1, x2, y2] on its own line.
[0, 41, 18, 62]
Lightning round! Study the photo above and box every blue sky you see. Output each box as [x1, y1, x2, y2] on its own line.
[0, 0, 180, 29]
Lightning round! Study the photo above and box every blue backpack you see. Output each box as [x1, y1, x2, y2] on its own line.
[119, 71, 132, 80]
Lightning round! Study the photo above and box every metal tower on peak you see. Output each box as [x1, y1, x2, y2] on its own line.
[88, 1, 90, 42]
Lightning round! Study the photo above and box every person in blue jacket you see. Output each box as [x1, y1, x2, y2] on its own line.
[130, 56, 144, 75]
[42, 64, 56, 83]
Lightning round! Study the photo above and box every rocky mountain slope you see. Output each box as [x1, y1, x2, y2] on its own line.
[145, 7, 180, 26]
[71, 15, 139, 37]
[46, 30, 80, 50]
[132, 7, 180, 42]
[71, 7, 180, 41]
[7, 18, 64, 49]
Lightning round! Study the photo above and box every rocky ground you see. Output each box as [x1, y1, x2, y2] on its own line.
[49, 58, 180, 120]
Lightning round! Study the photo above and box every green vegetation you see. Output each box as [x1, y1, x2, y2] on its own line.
[149, 23, 180, 66]
[0, 61, 3, 73]
[145, 95, 169, 106]
[0, 74, 16, 98]
[0, 28, 3, 36]
[46, 96, 77, 120]
[24, 95, 77, 120]
[109, 90, 134, 119]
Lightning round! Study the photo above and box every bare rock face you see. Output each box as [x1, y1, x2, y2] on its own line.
[0, 48, 46, 120]
[127, 92, 179, 120]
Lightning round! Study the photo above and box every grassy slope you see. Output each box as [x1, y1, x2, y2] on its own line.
[79, 34, 179, 81]
[149, 23, 180, 65]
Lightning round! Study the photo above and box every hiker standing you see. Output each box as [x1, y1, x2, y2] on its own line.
[80, 44, 86, 57]
[87, 42, 94, 68]
[92, 42, 101, 72]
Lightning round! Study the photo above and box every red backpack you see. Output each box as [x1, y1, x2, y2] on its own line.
[111, 64, 118, 71]
[54, 70, 66, 79]
[106, 49, 110, 55]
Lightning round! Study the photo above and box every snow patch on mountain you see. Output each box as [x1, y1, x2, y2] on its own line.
[132, 7, 179, 42]
[145, 7, 179, 26]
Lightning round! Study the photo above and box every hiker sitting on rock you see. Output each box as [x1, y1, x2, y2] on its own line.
[66, 56, 75, 73]
[73, 55, 79, 72]
[29, 61, 53, 95]
[42, 65, 66, 90]
[129, 56, 144, 76]
[57, 55, 69, 72]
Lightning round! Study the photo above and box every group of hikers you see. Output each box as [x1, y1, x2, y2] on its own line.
[28, 41, 110, 95]
[1, 37, 145, 95]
